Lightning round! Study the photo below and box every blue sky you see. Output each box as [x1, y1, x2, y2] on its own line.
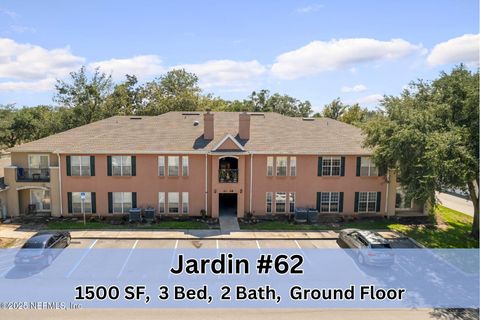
[0, 0, 478, 112]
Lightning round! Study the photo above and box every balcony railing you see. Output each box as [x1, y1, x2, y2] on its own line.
[16, 168, 50, 182]
[219, 169, 238, 183]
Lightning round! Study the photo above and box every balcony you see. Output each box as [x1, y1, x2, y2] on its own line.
[219, 169, 238, 183]
[16, 168, 50, 182]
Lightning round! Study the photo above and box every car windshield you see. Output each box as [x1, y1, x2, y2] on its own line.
[370, 243, 391, 249]
[22, 241, 46, 249]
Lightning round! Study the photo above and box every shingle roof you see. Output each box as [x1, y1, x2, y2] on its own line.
[8, 112, 372, 155]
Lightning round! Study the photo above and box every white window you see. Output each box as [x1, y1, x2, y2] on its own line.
[276, 157, 287, 176]
[28, 154, 49, 168]
[360, 157, 379, 176]
[290, 157, 296, 176]
[266, 157, 273, 176]
[168, 156, 179, 176]
[266, 192, 273, 213]
[71, 156, 91, 176]
[182, 192, 189, 214]
[289, 192, 296, 213]
[158, 156, 165, 176]
[182, 156, 189, 177]
[395, 187, 413, 209]
[30, 189, 50, 211]
[112, 156, 132, 176]
[158, 192, 165, 213]
[168, 192, 180, 213]
[320, 192, 339, 213]
[275, 192, 286, 213]
[112, 192, 132, 213]
[71, 192, 92, 214]
[358, 192, 377, 213]
[322, 156, 341, 176]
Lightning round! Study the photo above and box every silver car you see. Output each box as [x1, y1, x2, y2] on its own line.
[338, 229, 395, 266]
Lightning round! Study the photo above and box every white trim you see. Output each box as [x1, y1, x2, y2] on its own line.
[16, 186, 50, 191]
[205, 153, 208, 215]
[219, 155, 239, 160]
[212, 134, 245, 151]
[57, 153, 63, 216]
[249, 154, 253, 213]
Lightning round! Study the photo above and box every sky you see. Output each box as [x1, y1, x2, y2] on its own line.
[0, 0, 478, 112]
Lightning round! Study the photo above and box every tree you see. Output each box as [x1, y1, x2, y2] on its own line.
[247, 90, 313, 116]
[54, 66, 113, 126]
[322, 98, 346, 120]
[340, 103, 369, 125]
[104, 75, 141, 116]
[363, 65, 479, 239]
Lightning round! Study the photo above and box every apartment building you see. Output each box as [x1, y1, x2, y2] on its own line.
[3, 111, 425, 218]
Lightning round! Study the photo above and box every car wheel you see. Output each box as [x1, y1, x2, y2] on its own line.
[357, 253, 364, 265]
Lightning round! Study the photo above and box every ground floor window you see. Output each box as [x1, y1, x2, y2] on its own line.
[395, 186, 413, 209]
[358, 191, 377, 213]
[113, 192, 132, 213]
[71, 192, 92, 213]
[275, 192, 286, 213]
[289, 192, 296, 212]
[158, 192, 165, 213]
[266, 192, 273, 213]
[182, 192, 189, 214]
[320, 192, 339, 213]
[168, 192, 179, 213]
[30, 189, 50, 211]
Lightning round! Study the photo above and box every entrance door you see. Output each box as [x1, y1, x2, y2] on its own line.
[219, 193, 237, 216]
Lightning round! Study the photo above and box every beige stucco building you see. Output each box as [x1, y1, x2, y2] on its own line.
[2, 111, 426, 219]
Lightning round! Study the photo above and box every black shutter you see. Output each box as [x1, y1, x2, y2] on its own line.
[67, 192, 72, 213]
[107, 156, 112, 176]
[131, 156, 136, 176]
[132, 192, 137, 208]
[317, 157, 323, 176]
[339, 192, 344, 213]
[316, 192, 321, 211]
[376, 192, 382, 212]
[66, 156, 71, 176]
[91, 192, 96, 213]
[108, 192, 113, 213]
[356, 157, 361, 176]
[378, 166, 386, 176]
[354, 192, 359, 212]
[90, 156, 95, 176]
[340, 157, 345, 176]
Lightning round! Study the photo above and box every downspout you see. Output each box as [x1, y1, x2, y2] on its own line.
[205, 153, 208, 215]
[249, 153, 253, 214]
[384, 169, 389, 218]
[57, 152, 63, 216]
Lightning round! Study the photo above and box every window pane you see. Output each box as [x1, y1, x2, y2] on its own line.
[182, 156, 189, 176]
[289, 192, 295, 212]
[276, 157, 287, 176]
[168, 192, 179, 213]
[159, 192, 165, 213]
[182, 192, 189, 213]
[267, 157, 273, 176]
[275, 192, 286, 213]
[112, 156, 121, 166]
[122, 156, 131, 166]
[290, 157, 296, 176]
[168, 156, 179, 176]
[266, 192, 272, 213]
[71, 156, 81, 166]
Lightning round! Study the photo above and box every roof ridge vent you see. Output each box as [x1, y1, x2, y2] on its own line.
[130, 117, 142, 120]
[302, 117, 315, 121]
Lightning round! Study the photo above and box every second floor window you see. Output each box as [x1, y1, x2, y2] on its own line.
[168, 156, 179, 176]
[28, 154, 49, 168]
[276, 157, 287, 176]
[290, 157, 296, 176]
[322, 156, 341, 176]
[158, 156, 165, 176]
[360, 157, 379, 176]
[112, 156, 132, 176]
[71, 156, 91, 176]
[266, 157, 273, 176]
[182, 156, 189, 176]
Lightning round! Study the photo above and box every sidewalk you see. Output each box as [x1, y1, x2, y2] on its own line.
[0, 224, 339, 240]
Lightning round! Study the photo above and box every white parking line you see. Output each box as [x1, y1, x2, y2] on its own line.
[294, 240, 301, 249]
[168, 240, 179, 279]
[255, 240, 261, 250]
[116, 240, 138, 279]
[65, 239, 97, 278]
[216, 240, 219, 250]
[294, 240, 312, 266]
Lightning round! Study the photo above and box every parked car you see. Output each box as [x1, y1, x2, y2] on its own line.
[338, 229, 394, 266]
[15, 232, 71, 267]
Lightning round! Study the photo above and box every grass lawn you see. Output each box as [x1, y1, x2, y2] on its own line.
[46, 220, 214, 230]
[241, 205, 478, 248]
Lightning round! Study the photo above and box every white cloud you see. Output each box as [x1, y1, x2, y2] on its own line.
[174, 59, 267, 89]
[0, 38, 84, 81]
[0, 78, 56, 92]
[89, 55, 165, 81]
[341, 84, 367, 93]
[427, 34, 479, 66]
[353, 93, 383, 105]
[271, 38, 421, 79]
[296, 4, 324, 13]
[0, 8, 18, 19]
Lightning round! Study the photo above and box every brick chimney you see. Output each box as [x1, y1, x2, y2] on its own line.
[239, 111, 250, 140]
[203, 109, 214, 140]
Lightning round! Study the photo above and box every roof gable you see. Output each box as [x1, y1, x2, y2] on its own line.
[212, 134, 245, 151]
